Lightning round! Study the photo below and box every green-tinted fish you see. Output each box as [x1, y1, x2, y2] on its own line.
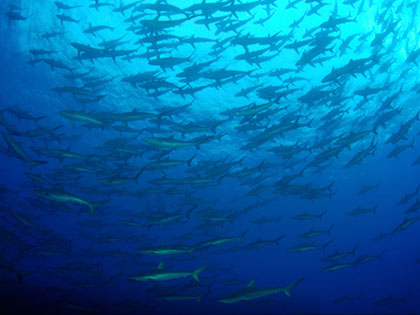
[35, 189, 107, 215]
[143, 135, 212, 150]
[137, 244, 196, 256]
[298, 225, 333, 239]
[218, 277, 304, 303]
[346, 203, 379, 217]
[196, 231, 248, 250]
[322, 262, 353, 272]
[59, 110, 108, 128]
[392, 216, 420, 234]
[147, 206, 197, 227]
[24, 172, 52, 185]
[146, 155, 195, 170]
[156, 293, 206, 303]
[2, 132, 47, 169]
[322, 244, 358, 262]
[130, 263, 208, 282]
[292, 210, 328, 221]
[289, 241, 331, 253]
[98, 169, 144, 186]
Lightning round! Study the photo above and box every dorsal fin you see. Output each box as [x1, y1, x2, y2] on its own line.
[247, 279, 255, 288]
[157, 262, 164, 270]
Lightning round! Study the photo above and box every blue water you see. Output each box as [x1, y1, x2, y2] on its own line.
[0, 0, 419, 314]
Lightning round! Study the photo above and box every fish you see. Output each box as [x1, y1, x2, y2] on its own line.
[292, 210, 328, 221]
[289, 241, 332, 253]
[218, 277, 304, 303]
[1, 132, 47, 169]
[130, 263, 208, 282]
[34, 189, 107, 215]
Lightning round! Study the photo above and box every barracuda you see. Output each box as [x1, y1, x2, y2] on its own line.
[130, 263, 208, 282]
[218, 277, 304, 303]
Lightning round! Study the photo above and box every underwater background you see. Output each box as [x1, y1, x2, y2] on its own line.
[0, 0, 419, 314]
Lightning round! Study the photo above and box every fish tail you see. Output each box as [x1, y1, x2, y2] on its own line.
[276, 234, 286, 244]
[135, 167, 145, 183]
[378, 248, 387, 260]
[283, 277, 305, 298]
[351, 243, 359, 256]
[373, 202, 379, 213]
[192, 264, 208, 282]
[30, 160, 48, 169]
[323, 240, 332, 252]
[186, 205, 197, 219]
[89, 200, 108, 216]
[34, 115, 47, 123]
[239, 230, 248, 242]
[187, 154, 196, 167]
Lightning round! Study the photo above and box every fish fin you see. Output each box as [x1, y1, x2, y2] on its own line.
[30, 160, 48, 169]
[192, 264, 208, 282]
[247, 279, 255, 288]
[89, 200, 107, 216]
[239, 230, 248, 242]
[283, 277, 305, 298]
[378, 248, 387, 260]
[187, 154, 196, 167]
[135, 167, 145, 183]
[323, 241, 332, 252]
[351, 243, 359, 256]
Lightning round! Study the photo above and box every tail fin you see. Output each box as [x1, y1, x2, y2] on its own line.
[187, 154, 196, 167]
[89, 200, 108, 216]
[257, 159, 267, 171]
[50, 125, 63, 133]
[237, 155, 246, 165]
[197, 281, 214, 302]
[34, 115, 47, 123]
[322, 240, 332, 251]
[377, 248, 387, 260]
[135, 167, 145, 183]
[319, 209, 328, 220]
[192, 264, 208, 282]
[29, 160, 47, 169]
[239, 230, 248, 242]
[351, 243, 359, 256]
[276, 234, 286, 244]
[189, 246, 196, 255]
[283, 277, 305, 298]
[185, 205, 197, 219]
[372, 202, 379, 213]
[328, 224, 334, 235]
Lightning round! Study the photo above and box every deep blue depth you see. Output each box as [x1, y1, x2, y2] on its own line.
[0, 0, 420, 314]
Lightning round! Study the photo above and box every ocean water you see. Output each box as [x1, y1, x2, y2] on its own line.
[0, 0, 419, 314]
